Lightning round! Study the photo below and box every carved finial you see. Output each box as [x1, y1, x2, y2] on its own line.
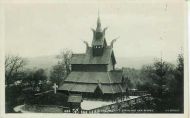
[110, 37, 119, 47]
[83, 41, 89, 48]
[102, 27, 108, 34]
[103, 27, 108, 32]
[91, 28, 95, 33]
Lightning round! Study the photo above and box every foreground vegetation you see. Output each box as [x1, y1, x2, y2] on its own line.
[5, 50, 184, 113]
[123, 54, 184, 112]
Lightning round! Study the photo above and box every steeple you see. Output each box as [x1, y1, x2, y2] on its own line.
[96, 14, 102, 32]
[91, 13, 108, 56]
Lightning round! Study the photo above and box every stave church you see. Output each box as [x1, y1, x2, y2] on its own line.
[58, 16, 127, 101]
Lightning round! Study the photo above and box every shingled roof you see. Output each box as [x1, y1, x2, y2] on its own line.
[63, 71, 122, 84]
[71, 46, 116, 65]
[58, 71, 125, 94]
[58, 83, 125, 94]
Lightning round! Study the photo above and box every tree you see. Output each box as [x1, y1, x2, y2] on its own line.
[139, 58, 175, 112]
[5, 55, 27, 112]
[122, 67, 141, 89]
[50, 64, 65, 85]
[50, 49, 72, 85]
[5, 55, 26, 85]
[23, 68, 48, 91]
[174, 53, 184, 112]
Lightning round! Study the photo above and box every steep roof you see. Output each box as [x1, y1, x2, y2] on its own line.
[58, 83, 125, 94]
[71, 46, 116, 65]
[58, 83, 97, 93]
[58, 71, 125, 94]
[63, 71, 123, 84]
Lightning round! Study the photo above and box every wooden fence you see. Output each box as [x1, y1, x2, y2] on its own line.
[80, 94, 153, 113]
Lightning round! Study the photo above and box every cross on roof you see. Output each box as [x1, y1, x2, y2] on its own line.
[53, 83, 58, 94]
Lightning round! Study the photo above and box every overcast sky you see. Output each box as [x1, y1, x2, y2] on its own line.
[4, 0, 186, 62]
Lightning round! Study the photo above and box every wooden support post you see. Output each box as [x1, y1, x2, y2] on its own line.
[135, 99, 137, 112]
[129, 101, 131, 112]
[143, 103, 145, 113]
[79, 106, 81, 114]
[70, 106, 73, 113]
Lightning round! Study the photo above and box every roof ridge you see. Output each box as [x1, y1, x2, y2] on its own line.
[119, 84, 124, 93]
[97, 82, 104, 94]
[107, 47, 112, 63]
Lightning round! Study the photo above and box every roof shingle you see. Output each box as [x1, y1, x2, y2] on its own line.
[63, 71, 122, 84]
[58, 83, 124, 94]
[71, 47, 113, 64]
[58, 71, 125, 94]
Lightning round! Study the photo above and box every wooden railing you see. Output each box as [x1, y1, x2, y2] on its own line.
[81, 94, 153, 113]
[20, 94, 153, 113]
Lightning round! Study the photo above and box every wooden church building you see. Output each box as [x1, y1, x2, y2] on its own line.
[58, 16, 127, 101]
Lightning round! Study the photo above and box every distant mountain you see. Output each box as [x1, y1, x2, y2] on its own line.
[24, 55, 58, 70]
[115, 57, 155, 69]
[24, 55, 59, 78]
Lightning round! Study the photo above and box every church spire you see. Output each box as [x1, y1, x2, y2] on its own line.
[91, 13, 108, 56]
[96, 12, 102, 32]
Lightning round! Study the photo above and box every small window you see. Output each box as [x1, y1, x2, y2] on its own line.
[97, 45, 101, 48]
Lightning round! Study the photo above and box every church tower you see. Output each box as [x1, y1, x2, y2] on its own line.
[58, 15, 126, 101]
[91, 16, 107, 56]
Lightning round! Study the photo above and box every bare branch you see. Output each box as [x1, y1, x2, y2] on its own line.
[5, 55, 26, 84]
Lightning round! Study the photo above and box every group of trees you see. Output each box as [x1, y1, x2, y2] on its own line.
[135, 54, 184, 112]
[50, 50, 72, 85]
[5, 55, 49, 112]
[5, 50, 72, 89]
[123, 54, 184, 112]
[5, 50, 72, 112]
[5, 55, 48, 90]
[5, 55, 26, 85]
